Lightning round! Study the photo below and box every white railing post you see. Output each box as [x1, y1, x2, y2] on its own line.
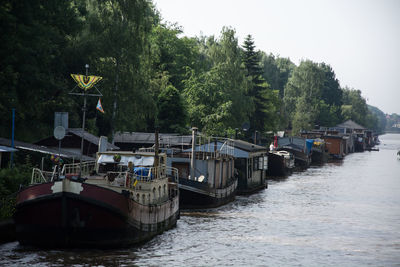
[31, 168, 46, 184]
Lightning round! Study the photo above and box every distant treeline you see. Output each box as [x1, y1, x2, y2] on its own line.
[0, 0, 394, 144]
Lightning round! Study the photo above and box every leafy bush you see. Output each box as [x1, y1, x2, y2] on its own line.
[0, 167, 31, 197]
[0, 163, 32, 219]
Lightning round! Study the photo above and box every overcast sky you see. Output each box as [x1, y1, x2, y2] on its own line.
[153, 0, 400, 115]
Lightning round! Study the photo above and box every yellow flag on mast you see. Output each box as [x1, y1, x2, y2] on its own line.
[71, 74, 102, 91]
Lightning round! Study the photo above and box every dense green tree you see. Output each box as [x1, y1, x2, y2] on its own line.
[284, 60, 345, 133]
[368, 105, 386, 133]
[260, 53, 295, 99]
[260, 53, 295, 130]
[292, 96, 316, 133]
[284, 60, 324, 133]
[242, 35, 280, 135]
[316, 101, 342, 127]
[0, 0, 85, 141]
[156, 85, 187, 133]
[341, 87, 381, 131]
[0, 0, 389, 150]
[83, 0, 157, 139]
[184, 28, 251, 136]
[319, 63, 342, 106]
[242, 35, 263, 78]
[315, 63, 343, 126]
[150, 23, 200, 92]
[341, 87, 369, 125]
[260, 53, 279, 93]
[275, 57, 296, 96]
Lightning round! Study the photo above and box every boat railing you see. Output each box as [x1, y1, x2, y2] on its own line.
[191, 136, 235, 160]
[62, 161, 96, 176]
[105, 165, 179, 190]
[128, 165, 172, 183]
[166, 166, 179, 184]
[31, 168, 51, 184]
[219, 139, 235, 157]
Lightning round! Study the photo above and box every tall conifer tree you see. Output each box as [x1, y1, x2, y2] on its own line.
[242, 35, 278, 138]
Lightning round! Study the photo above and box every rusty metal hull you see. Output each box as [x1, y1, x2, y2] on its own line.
[14, 180, 179, 248]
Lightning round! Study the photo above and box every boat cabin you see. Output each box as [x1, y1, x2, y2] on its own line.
[323, 135, 346, 159]
[87, 151, 175, 205]
[232, 139, 268, 194]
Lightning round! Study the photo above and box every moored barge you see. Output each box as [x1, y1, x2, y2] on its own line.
[233, 139, 268, 195]
[267, 150, 295, 177]
[14, 149, 179, 248]
[167, 128, 237, 210]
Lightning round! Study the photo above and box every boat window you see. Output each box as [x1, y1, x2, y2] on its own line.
[258, 157, 264, 170]
[253, 157, 259, 171]
[263, 156, 268, 170]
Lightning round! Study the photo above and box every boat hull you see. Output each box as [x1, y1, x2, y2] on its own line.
[14, 180, 179, 248]
[178, 178, 237, 210]
[278, 148, 310, 169]
[310, 148, 328, 164]
[236, 180, 267, 195]
[267, 152, 293, 177]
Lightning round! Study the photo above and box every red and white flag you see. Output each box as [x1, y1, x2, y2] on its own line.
[96, 98, 104, 113]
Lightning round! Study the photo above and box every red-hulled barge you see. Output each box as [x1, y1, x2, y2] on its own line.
[14, 151, 179, 248]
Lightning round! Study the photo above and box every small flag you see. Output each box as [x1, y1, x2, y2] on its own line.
[96, 98, 104, 113]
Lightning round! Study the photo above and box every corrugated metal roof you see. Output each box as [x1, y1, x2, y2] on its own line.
[232, 139, 267, 152]
[68, 128, 119, 150]
[113, 132, 268, 154]
[114, 132, 192, 146]
[0, 145, 18, 152]
[0, 137, 94, 161]
[183, 140, 267, 158]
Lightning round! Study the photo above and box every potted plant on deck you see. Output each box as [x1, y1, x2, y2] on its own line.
[113, 154, 121, 163]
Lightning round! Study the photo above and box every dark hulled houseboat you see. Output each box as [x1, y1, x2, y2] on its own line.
[309, 139, 328, 164]
[299, 132, 329, 164]
[276, 136, 312, 169]
[14, 148, 179, 247]
[267, 150, 295, 177]
[166, 128, 237, 209]
[233, 140, 268, 195]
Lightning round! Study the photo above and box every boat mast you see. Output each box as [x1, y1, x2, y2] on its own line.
[79, 64, 89, 176]
[69, 64, 103, 177]
[190, 127, 197, 180]
[154, 127, 159, 179]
